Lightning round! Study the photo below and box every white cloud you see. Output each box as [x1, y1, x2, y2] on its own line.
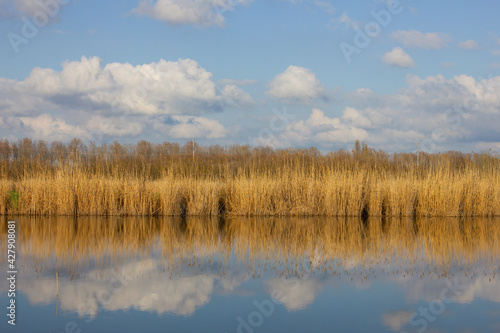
[457, 40, 478, 49]
[313, 1, 334, 14]
[14, 56, 252, 116]
[19, 114, 87, 142]
[491, 50, 500, 56]
[0, 56, 246, 141]
[0, 0, 66, 22]
[86, 115, 145, 137]
[258, 108, 369, 148]
[218, 79, 258, 86]
[16, 113, 229, 142]
[267, 66, 328, 103]
[329, 11, 358, 30]
[382, 47, 416, 68]
[346, 88, 377, 104]
[392, 30, 451, 49]
[342, 107, 373, 128]
[220, 84, 255, 108]
[260, 73, 500, 151]
[131, 0, 252, 27]
[497, 38, 500, 45]
[0, 78, 45, 116]
[152, 115, 229, 139]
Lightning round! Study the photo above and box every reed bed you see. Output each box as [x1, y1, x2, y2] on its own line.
[1, 216, 498, 278]
[0, 138, 499, 217]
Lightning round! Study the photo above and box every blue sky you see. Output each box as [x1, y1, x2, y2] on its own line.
[1, 0, 500, 152]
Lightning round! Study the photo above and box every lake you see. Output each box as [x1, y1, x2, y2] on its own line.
[0, 216, 499, 333]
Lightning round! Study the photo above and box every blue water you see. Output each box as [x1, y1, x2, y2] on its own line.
[0, 217, 498, 333]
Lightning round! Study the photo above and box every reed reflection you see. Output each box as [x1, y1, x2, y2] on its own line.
[0, 217, 498, 277]
[0, 217, 498, 320]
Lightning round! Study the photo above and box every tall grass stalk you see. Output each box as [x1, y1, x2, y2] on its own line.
[0, 138, 498, 217]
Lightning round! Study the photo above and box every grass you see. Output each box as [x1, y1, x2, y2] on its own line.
[8, 190, 19, 210]
[0, 138, 499, 217]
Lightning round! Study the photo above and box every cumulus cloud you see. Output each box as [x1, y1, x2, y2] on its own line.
[12, 56, 252, 116]
[19, 114, 89, 142]
[382, 47, 416, 68]
[259, 74, 500, 152]
[131, 0, 252, 27]
[257, 108, 369, 148]
[0, 77, 46, 116]
[267, 66, 329, 103]
[0, 56, 251, 141]
[14, 113, 230, 142]
[457, 40, 478, 49]
[392, 30, 451, 49]
[342, 107, 374, 128]
[220, 84, 255, 108]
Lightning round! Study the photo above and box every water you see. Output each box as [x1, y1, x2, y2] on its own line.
[0, 217, 499, 333]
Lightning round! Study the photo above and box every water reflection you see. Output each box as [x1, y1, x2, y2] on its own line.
[1, 216, 498, 275]
[21, 260, 218, 317]
[0, 217, 498, 333]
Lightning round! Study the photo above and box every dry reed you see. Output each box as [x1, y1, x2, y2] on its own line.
[0, 138, 499, 217]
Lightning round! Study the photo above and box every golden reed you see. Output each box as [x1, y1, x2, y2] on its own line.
[0, 138, 499, 217]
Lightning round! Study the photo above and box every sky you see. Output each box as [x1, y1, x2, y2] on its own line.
[0, 0, 499, 153]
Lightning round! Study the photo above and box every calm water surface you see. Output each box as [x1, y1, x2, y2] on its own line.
[0, 217, 499, 333]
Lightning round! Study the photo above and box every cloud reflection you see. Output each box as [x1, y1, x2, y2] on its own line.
[266, 278, 323, 311]
[21, 260, 218, 317]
